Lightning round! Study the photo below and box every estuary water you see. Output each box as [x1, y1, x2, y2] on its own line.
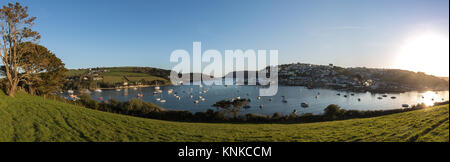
[81, 84, 449, 116]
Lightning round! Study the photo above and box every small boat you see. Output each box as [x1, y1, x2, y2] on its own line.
[350, 93, 355, 96]
[137, 93, 143, 97]
[70, 94, 78, 98]
[259, 104, 263, 109]
[301, 102, 309, 108]
[94, 89, 102, 93]
[236, 96, 241, 100]
[97, 97, 103, 100]
[377, 97, 383, 100]
[402, 104, 409, 108]
[154, 86, 160, 90]
[358, 98, 361, 102]
[391, 96, 397, 99]
[268, 98, 273, 102]
[382, 95, 388, 97]
[201, 98, 206, 102]
[343, 95, 348, 98]
[68, 90, 74, 94]
[133, 87, 138, 90]
[156, 98, 161, 101]
[194, 100, 199, 104]
[160, 100, 166, 103]
[257, 96, 261, 100]
[167, 89, 173, 94]
[115, 89, 121, 92]
[243, 105, 251, 109]
[337, 93, 341, 96]
[292, 109, 297, 114]
[282, 99, 288, 103]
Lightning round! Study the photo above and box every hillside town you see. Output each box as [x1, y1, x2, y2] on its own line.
[277, 63, 449, 93]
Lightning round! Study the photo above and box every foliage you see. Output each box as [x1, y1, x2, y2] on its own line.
[17, 42, 67, 96]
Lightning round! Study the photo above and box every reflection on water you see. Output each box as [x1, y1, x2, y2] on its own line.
[420, 91, 441, 106]
[75, 85, 449, 115]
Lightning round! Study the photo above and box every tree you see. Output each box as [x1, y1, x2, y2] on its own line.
[212, 99, 250, 118]
[19, 42, 67, 96]
[323, 104, 346, 120]
[0, 2, 40, 97]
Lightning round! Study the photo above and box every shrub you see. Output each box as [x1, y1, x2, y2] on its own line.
[324, 104, 346, 120]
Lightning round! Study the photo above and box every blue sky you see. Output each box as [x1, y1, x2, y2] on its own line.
[4, 0, 450, 76]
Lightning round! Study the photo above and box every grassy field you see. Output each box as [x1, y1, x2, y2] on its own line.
[66, 67, 168, 84]
[0, 92, 448, 142]
[65, 69, 88, 77]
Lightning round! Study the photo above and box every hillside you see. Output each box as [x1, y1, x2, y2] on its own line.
[0, 92, 448, 142]
[65, 67, 171, 89]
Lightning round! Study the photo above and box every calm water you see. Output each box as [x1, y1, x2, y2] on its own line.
[81, 85, 449, 115]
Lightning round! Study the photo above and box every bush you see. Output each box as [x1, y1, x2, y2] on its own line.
[324, 104, 346, 120]
[272, 112, 283, 120]
[246, 113, 270, 122]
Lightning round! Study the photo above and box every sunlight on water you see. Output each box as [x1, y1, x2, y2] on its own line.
[420, 91, 441, 106]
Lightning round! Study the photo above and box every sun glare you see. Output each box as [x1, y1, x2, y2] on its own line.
[395, 32, 449, 77]
[420, 91, 440, 106]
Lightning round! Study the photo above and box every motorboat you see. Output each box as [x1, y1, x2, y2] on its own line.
[301, 102, 309, 108]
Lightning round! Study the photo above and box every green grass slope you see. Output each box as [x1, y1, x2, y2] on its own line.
[0, 92, 448, 142]
[66, 67, 168, 84]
